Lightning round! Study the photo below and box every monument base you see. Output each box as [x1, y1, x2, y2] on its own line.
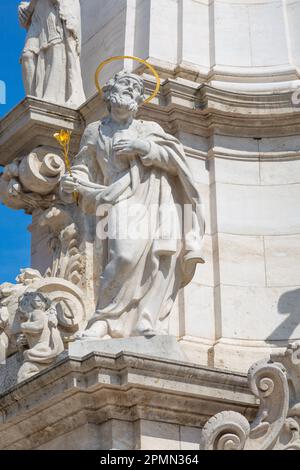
[69, 335, 188, 362]
[0, 340, 256, 449]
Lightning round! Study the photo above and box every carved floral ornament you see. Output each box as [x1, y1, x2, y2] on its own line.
[201, 342, 300, 451]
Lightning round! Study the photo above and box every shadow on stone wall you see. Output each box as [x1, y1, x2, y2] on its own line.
[266, 288, 300, 343]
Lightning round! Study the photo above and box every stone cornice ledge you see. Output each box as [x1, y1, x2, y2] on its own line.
[2, 78, 300, 165]
[209, 147, 300, 162]
[140, 78, 300, 137]
[0, 96, 84, 166]
[0, 351, 257, 450]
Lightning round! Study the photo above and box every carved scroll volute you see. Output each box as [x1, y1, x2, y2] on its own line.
[18, 146, 65, 194]
[201, 360, 289, 450]
[201, 411, 250, 450]
[33, 278, 87, 337]
[247, 361, 289, 449]
[271, 342, 300, 410]
[0, 147, 66, 213]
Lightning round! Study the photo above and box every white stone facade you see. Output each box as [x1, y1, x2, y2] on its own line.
[78, 0, 300, 372]
[80, 0, 300, 96]
[0, 0, 300, 450]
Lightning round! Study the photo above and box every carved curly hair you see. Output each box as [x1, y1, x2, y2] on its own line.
[102, 71, 145, 105]
[19, 291, 52, 312]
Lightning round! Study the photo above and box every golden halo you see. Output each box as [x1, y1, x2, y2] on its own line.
[94, 55, 160, 105]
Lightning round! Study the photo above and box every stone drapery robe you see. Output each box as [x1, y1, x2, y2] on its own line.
[70, 119, 205, 337]
[21, 0, 85, 106]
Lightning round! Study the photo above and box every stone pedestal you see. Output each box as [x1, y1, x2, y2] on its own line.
[0, 346, 256, 450]
[69, 335, 188, 362]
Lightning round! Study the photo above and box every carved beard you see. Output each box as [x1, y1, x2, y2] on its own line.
[109, 92, 139, 114]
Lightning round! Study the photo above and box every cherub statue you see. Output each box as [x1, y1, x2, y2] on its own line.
[17, 291, 64, 382]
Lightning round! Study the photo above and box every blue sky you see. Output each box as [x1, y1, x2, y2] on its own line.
[0, 0, 31, 283]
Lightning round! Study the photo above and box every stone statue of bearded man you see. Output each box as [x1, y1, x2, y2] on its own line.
[61, 71, 205, 339]
[18, 0, 85, 107]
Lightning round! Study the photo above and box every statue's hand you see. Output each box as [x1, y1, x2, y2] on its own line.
[113, 139, 150, 159]
[47, 308, 58, 328]
[16, 333, 28, 350]
[18, 2, 31, 28]
[60, 175, 80, 194]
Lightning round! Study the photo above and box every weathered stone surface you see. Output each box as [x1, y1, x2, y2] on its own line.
[0, 351, 256, 450]
[69, 335, 188, 362]
[0, 354, 23, 394]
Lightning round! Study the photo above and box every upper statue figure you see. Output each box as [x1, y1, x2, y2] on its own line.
[61, 71, 205, 339]
[18, 0, 85, 107]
